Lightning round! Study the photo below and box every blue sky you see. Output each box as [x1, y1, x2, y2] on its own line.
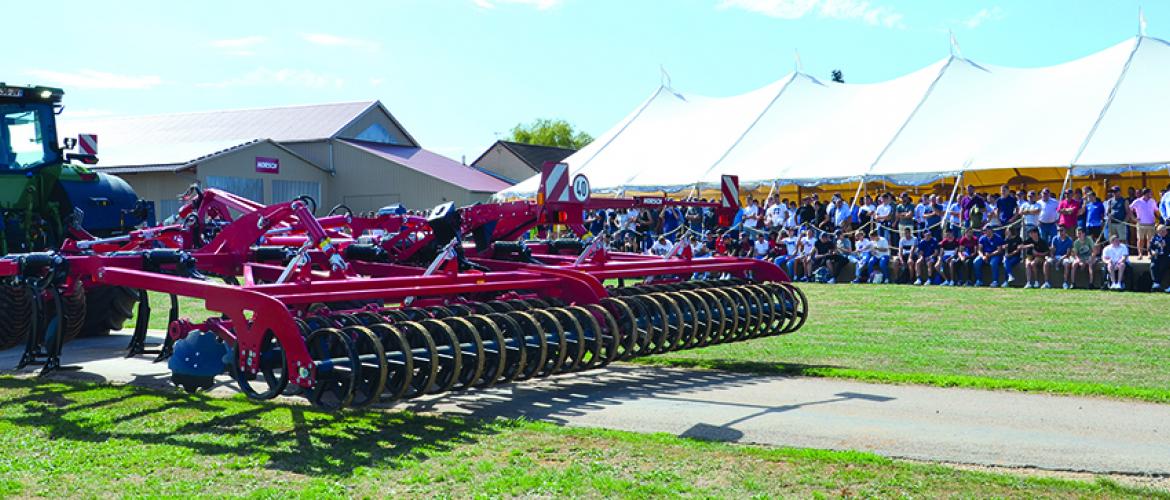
[4, 0, 1163, 161]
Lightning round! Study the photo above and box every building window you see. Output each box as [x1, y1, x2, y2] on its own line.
[272, 180, 322, 210]
[354, 123, 397, 144]
[206, 176, 263, 202]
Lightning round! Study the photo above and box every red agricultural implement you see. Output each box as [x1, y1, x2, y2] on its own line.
[2, 165, 807, 411]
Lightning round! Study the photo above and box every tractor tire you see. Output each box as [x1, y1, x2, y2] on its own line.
[0, 284, 33, 349]
[60, 281, 87, 343]
[79, 286, 138, 338]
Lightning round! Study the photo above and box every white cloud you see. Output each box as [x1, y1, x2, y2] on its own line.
[24, 69, 162, 89]
[198, 68, 343, 89]
[717, 0, 905, 28]
[960, 7, 1004, 29]
[300, 33, 380, 52]
[473, 0, 563, 10]
[369, 77, 385, 87]
[209, 36, 268, 56]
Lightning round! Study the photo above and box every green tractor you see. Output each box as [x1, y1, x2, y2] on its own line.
[0, 83, 154, 349]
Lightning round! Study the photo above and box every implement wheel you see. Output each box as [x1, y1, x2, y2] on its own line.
[79, 285, 137, 338]
[0, 284, 32, 349]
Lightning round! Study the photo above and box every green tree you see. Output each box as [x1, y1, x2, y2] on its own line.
[508, 118, 593, 150]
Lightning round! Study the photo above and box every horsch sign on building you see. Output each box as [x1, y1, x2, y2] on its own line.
[255, 156, 280, 174]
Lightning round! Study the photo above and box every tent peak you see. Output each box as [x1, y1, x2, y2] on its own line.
[949, 30, 962, 58]
[1139, 7, 1148, 37]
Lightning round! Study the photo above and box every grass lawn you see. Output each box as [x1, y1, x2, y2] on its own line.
[0, 377, 1158, 498]
[638, 283, 1170, 402]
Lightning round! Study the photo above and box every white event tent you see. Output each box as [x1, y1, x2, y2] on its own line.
[499, 35, 1170, 199]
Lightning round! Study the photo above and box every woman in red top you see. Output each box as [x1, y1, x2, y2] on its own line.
[956, 227, 980, 286]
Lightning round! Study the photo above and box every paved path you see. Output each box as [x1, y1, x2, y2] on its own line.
[3, 332, 1168, 474]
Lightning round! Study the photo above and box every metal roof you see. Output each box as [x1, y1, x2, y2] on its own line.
[342, 140, 511, 193]
[59, 101, 378, 168]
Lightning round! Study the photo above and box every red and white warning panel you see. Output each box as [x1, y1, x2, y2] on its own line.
[78, 134, 98, 155]
[721, 174, 739, 208]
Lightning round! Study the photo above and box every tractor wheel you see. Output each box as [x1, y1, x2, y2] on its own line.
[78, 286, 138, 338]
[0, 284, 33, 349]
[60, 281, 87, 343]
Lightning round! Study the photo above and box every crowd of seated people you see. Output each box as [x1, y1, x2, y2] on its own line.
[581, 183, 1170, 292]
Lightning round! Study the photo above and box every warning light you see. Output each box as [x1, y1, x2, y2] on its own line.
[556, 211, 569, 223]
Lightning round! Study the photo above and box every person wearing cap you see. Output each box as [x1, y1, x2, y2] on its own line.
[1101, 234, 1130, 290]
[1057, 188, 1083, 233]
[1130, 188, 1158, 259]
[1150, 225, 1170, 292]
[1105, 185, 1130, 245]
[1071, 227, 1098, 289]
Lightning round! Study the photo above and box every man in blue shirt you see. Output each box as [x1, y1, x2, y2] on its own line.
[1083, 190, 1105, 240]
[1046, 226, 1075, 289]
[913, 230, 939, 285]
[972, 227, 1005, 287]
[995, 185, 1018, 227]
[660, 206, 681, 242]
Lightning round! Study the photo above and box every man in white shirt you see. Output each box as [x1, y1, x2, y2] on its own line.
[873, 195, 895, 245]
[765, 196, 787, 229]
[1037, 189, 1060, 241]
[870, 230, 891, 283]
[753, 233, 771, 259]
[851, 233, 874, 284]
[1101, 234, 1129, 290]
[1160, 184, 1170, 224]
[742, 197, 760, 229]
[1017, 190, 1040, 237]
[649, 235, 672, 256]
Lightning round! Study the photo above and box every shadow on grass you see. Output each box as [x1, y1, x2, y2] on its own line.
[0, 376, 501, 477]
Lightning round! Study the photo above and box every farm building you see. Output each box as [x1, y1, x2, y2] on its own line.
[61, 101, 509, 217]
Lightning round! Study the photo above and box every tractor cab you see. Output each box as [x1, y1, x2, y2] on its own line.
[0, 84, 63, 171]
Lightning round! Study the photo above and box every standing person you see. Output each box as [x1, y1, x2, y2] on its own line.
[893, 226, 917, 284]
[1057, 189, 1083, 234]
[1150, 225, 1170, 292]
[956, 227, 980, 286]
[1016, 191, 1040, 238]
[1101, 234, 1130, 290]
[926, 195, 945, 239]
[869, 230, 891, 284]
[914, 230, 939, 285]
[914, 194, 931, 235]
[1037, 189, 1060, 242]
[1071, 227, 1098, 289]
[873, 194, 896, 247]
[1130, 188, 1158, 259]
[828, 196, 851, 231]
[1001, 228, 1024, 287]
[660, 205, 681, 242]
[1083, 190, 1105, 241]
[995, 185, 1018, 229]
[685, 203, 703, 235]
[973, 226, 1005, 287]
[896, 193, 916, 237]
[857, 195, 875, 231]
[1159, 184, 1170, 224]
[960, 185, 987, 229]
[1047, 226, 1075, 289]
[765, 195, 787, 230]
[741, 197, 760, 232]
[797, 197, 816, 227]
[936, 228, 961, 286]
[1105, 186, 1130, 246]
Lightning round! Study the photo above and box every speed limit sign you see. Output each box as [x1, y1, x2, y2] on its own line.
[571, 174, 590, 202]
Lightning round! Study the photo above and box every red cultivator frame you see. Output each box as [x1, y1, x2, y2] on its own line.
[3, 165, 807, 410]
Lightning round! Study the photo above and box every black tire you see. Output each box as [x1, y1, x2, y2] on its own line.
[0, 284, 32, 349]
[79, 286, 138, 338]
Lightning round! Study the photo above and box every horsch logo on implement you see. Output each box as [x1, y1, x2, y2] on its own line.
[255, 156, 280, 174]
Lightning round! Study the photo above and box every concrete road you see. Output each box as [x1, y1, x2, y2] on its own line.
[3, 331, 1168, 475]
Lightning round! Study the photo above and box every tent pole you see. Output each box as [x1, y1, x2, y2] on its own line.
[1058, 168, 1072, 202]
[944, 172, 964, 230]
[849, 177, 865, 212]
[765, 180, 777, 201]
